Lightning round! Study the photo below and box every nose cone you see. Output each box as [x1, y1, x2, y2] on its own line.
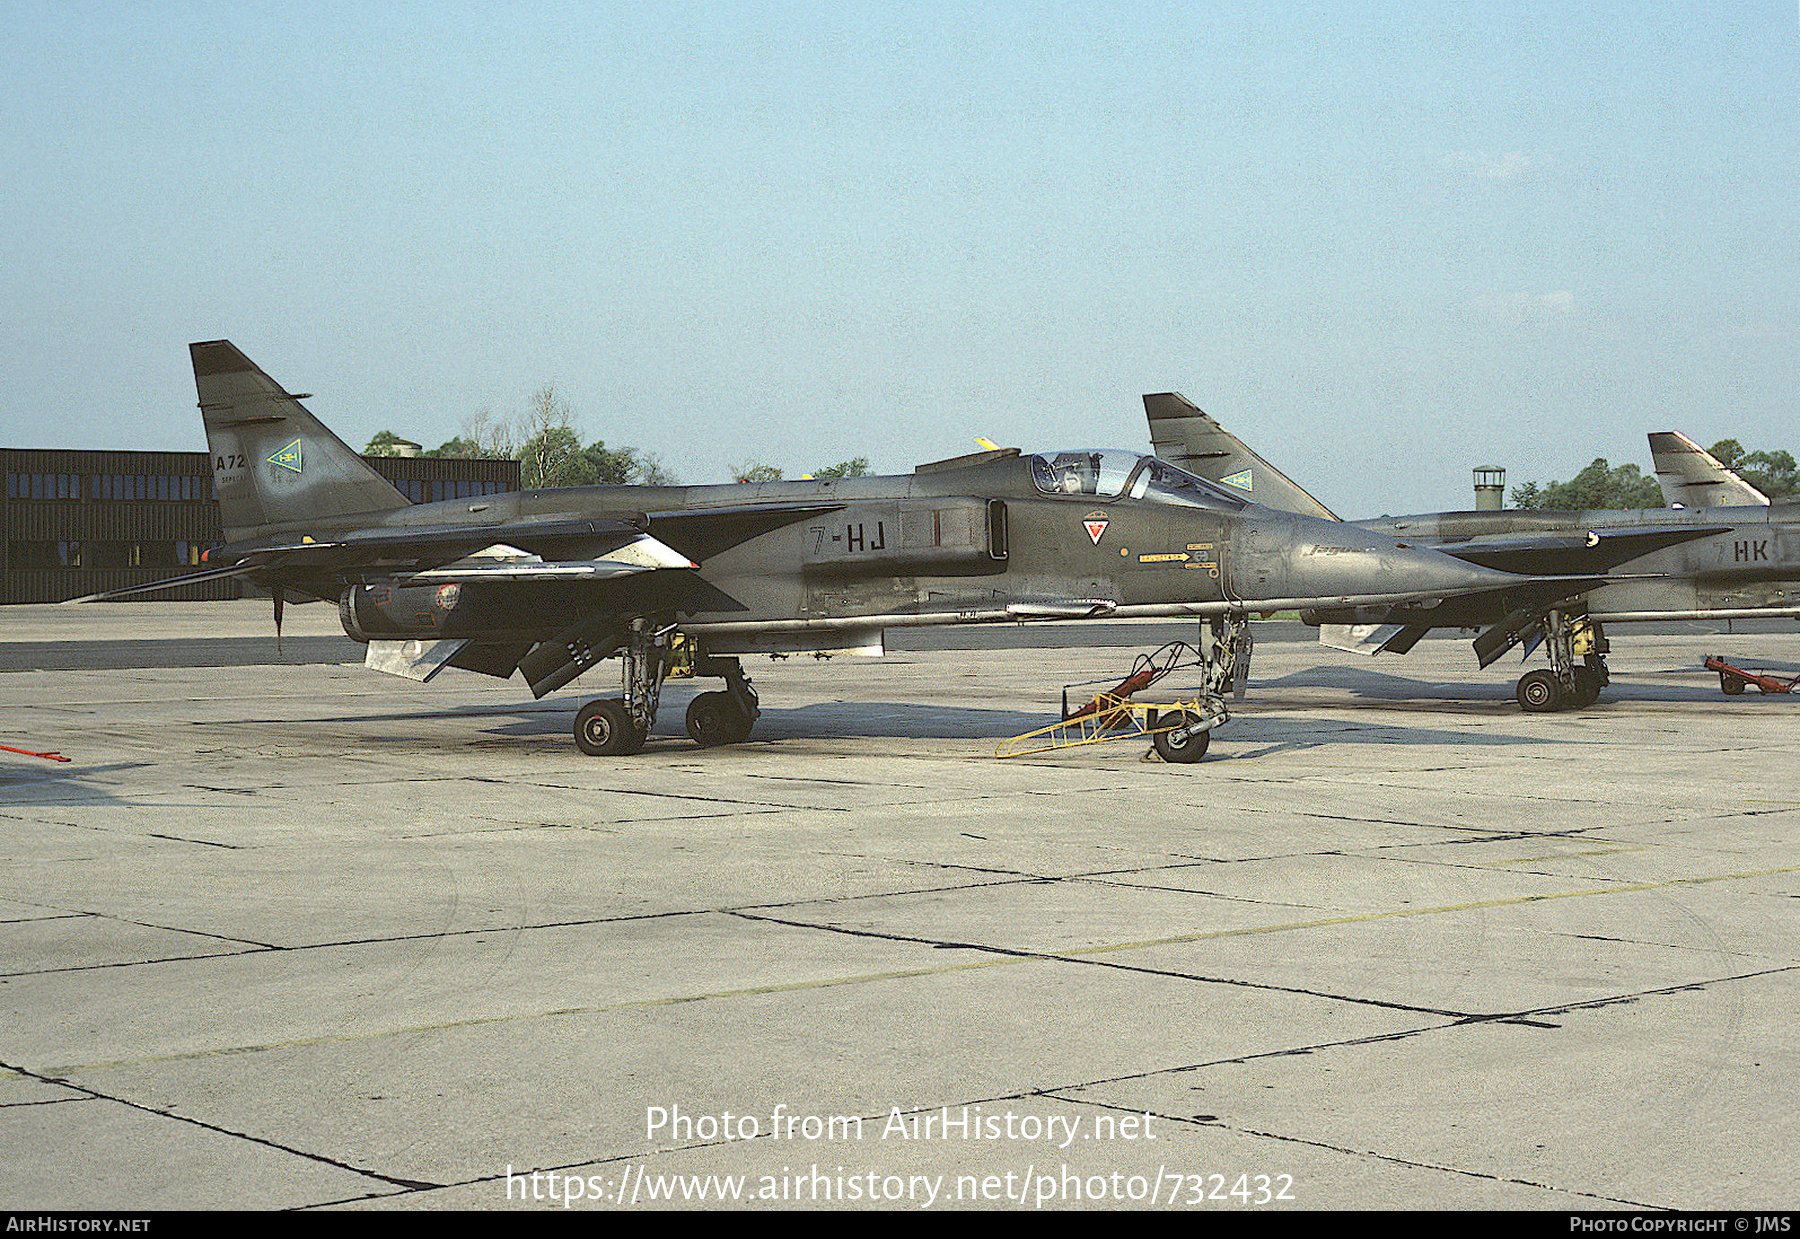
[1233, 515, 1526, 605]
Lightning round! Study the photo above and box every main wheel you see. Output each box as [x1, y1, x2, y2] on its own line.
[574, 699, 647, 756]
[686, 691, 754, 746]
[1567, 666, 1602, 709]
[1152, 711, 1210, 763]
[1516, 669, 1564, 713]
[1721, 674, 1746, 696]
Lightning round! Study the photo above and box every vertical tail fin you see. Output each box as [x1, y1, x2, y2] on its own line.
[1143, 392, 1341, 522]
[1647, 431, 1769, 509]
[191, 340, 410, 540]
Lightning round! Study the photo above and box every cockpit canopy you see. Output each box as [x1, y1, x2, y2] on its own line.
[1029, 450, 1248, 512]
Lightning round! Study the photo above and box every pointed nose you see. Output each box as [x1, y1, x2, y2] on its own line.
[1232, 515, 1524, 605]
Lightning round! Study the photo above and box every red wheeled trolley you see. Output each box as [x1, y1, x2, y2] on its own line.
[1704, 655, 1800, 696]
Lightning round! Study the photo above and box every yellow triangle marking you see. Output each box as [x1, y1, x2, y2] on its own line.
[268, 440, 304, 473]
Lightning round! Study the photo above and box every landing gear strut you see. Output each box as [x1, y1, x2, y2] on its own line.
[1515, 609, 1609, 713]
[571, 624, 761, 755]
[1152, 615, 1253, 762]
[573, 617, 667, 755]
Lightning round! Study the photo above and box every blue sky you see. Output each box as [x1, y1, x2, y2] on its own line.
[2, 1, 1794, 515]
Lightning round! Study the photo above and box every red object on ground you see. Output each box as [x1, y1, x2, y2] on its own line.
[1, 744, 71, 762]
[1704, 655, 1800, 696]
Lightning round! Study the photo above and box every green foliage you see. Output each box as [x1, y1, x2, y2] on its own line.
[427, 428, 513, 460]
[472, 385, 680, 488]
[424, 436, 480, 458]
[634, 453, 677, 486]
[519, 422, 584, 489]
[1512, 459, 1665, 511]
[1513, 439, 1798, 509]
[811, 456, 871, 479]
[428, 410, 517, 459]
[363, 430, 415, 457]
[519, 436, 676, 490]
[577, 440, 639, 486]
[732, 462, 784, 483]
[1711, 441, 1797, 498]
[365, 385, 687, 485]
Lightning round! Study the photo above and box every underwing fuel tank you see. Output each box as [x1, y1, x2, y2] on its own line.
[1224, 513, 1529, 604]
[339, 583, 602, 642]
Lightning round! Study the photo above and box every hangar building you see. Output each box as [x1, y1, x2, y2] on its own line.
[1, 448, 517, 604]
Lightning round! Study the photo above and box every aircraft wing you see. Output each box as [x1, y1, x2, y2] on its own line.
[647, 502, 844, 562]
[1425, 524, 1728, 575]
[212, 501, 847, 587]
[62, 562, 270, 604]
[383, 536, 696, 584]
[84, 518, 706, 603]
[210, 515, 660, 571]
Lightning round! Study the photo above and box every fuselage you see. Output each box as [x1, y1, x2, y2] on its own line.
[1363, 504, 1800, 620]
[222, 448, 1536, 654]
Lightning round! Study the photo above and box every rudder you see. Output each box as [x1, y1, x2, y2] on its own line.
[1143, 392, 1341, 522]
[192, 340, 409, 540]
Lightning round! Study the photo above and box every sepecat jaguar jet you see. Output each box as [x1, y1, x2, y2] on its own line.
[117, 341, 1583, 759]
[1144, 392, 1797, 712]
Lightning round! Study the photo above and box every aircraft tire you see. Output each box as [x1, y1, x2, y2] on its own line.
[1516, 669, 1564, 713]
[575, 699, 647, 756]
[1567, 667, 1603, 710]
[1152, 712, 1210, 764]
[686, 692, 753, 746]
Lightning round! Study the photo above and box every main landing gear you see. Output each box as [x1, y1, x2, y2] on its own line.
[1515, 609, 1609, 713]
[572, 621, 760, 755]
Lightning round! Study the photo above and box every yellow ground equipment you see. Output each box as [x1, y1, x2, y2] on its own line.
[994, 693, 1225, 761]
[995, 636, 1242, 762]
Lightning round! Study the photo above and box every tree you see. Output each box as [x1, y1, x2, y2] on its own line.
[574, 440, 638, 486]
[519, 423, 583, 489]
[427, 383, 682, 486]
[364, 430, 413, 457]
[731, 461, 784, 483]
[811, 456, 871, 479]
[1716, 442, 1798, 499]
[1513, 459, 1663, 510]
[634, 452, 677, 486]
[513, 385, 573, 487]
[426, 410, 516, 459]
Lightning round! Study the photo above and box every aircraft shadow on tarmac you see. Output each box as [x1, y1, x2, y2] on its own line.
[410, 696, 1569, 755]
[1252, 662, 1784, 710]
[183, 659, 1792, 757]
[0, 760, 155, 804]
[474, 699, 1054, 743]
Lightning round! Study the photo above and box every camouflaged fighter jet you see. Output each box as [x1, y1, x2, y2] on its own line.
[139, 342, 1578, 759]
[1145, 392, 1800, 712]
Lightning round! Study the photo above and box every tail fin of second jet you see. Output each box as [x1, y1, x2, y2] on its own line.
[1647, 431, 1769, 509]
[191, 340, 411, 541]
[1143, 392, 1340, 522]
